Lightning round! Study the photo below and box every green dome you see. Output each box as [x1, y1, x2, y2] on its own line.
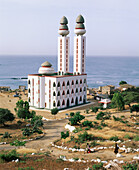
[41, 61, 52, 67]
[60, 16, 68, 24]
[59, 25, 68, 30]
[75, 23, 85, 29]
[76, 15, 84, 23]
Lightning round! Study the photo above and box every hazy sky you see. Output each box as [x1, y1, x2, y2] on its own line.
[0, 0, 139, 56]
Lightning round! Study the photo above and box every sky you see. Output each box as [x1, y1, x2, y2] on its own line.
[0, 0, 139, 57]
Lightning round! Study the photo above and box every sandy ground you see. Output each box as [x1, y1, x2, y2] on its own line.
[0, 91, 138, 163]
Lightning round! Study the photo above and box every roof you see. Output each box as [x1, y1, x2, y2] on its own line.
[76, 15, 84, 23]
[60, 16, 68, 24]
[41, 61, 52, 67]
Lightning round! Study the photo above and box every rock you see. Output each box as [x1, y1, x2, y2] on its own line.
[78, 159, 82, 162]
[117, 140, 121, 143]
[31, 153, 35, 155]
[40, 148, 43, 151]
[116, 153, 124, 158]
[133, 155, 139, 160]
[68, 158, 75, 162]
[104, 163, 111, 169]
[96, 159, 101, 163]
[65, 124, 75, 132]
[119, 160, 124, 164]
[64, 168, 69, 170]
[15, 159, 19, 163]
[101, 161, 108, 164]
[113, 159, 119, 163]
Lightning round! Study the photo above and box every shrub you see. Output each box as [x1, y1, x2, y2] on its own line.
[73, 127, 83, 133]
[113, 116, 121, 121]
[32, 126, 43, 134]
[85, 109, 89, 114]
[82, 120, 93, 127]
[69, 112, 85, 125]
[92, 163, 104, 170]
[78, 131, 93, 143]
[133, 135, 139, 141]
[17, 120, 22, 126]
[0, 150, 18, 162]
[123, 163, 138, 170]
[100, 121, 107, 127]
[96, 112, 105, 120]
[31, 116, 43, 127]
[90, 141, 99, 147]
[61, 131, 69, 139]
[95, 126, 102, 130]
[70, 112, 74, 117]
[109, 136, 119, 141]
[22, 127, 32, 136]
[10, 140, 26, 147]
[85, 127, 90, 130]
[90, 107, 98, 113]
[2, 132, 12, 138]
[124, 134, 132, 139]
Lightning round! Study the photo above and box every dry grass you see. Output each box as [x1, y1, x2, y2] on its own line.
[17, 148, 38, 154]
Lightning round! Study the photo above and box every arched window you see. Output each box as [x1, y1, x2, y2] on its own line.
[72, 80, 74, 85]
[53, 91, 56, 96]
[84, 87, 86, 91]
[80, 79, 82, 84]
[57, 91, 60, 96]
[57, 82, 60, 87]
[80, 96, 82, 101]
[28, 97, 31, 102]
[28, 80, 31, 85]
[62, 100, 65, 105]
[67, 81, 69, 86]
[76, 80, 78, 84]
[80, 88, 82, 92]
[71, 98, 74, 103]
[62, 91, 65, 95]
[28, 88, 30, 93]
[57, 101, 60, 107]
[84, 79, 86, 83]
[53, 101, 56, 107]
[76, 88, 78, 93]
[62, 81, 65, 86]
[67, 89, 69, 94]
[53, 82, 56, 87]
[71, 89, 74, 94]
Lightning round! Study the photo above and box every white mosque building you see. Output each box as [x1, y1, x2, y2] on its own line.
[28, 15, 87, 110]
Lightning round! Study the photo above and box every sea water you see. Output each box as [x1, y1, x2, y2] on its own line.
[0, 56, 139, 89]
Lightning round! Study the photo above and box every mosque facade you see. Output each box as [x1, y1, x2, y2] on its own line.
[28, 15, 87, 110]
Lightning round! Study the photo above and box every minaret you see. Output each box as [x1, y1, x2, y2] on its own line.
[74, 15, 86, 75]
[58, 16, 70, 75]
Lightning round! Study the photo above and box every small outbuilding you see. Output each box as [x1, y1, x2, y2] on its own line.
[98, 99, 111, 108]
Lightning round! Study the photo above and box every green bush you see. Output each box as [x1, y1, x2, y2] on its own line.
[0, 150, 18, 162]
[31, 116, 43, 127]
[85, 127, 90, 130]
[90, 141, 99, 147]
[95, 126, 102, 130]
[70, 112, 74, 117]
[123, 163, 138, 170]
[61, 131, 69, 139]
[90, 107, 98, 113]
[17, 120, 22, 126]
[10, 140, 26, 147]
[96, 112, 111, 120]
[2, 132, 12, 138]
[73, 127, 83, 133]
[32, 126, 43, 134]
[92, 163, 104, 170]
[22, 127, 32, 136]
[82, 120, 93, 127]
[113, 116, 121, 121]
[133, 135, 139, 141]
[78, 131, 93, 143]
[109, 136, 119, 141]
[124, 134, 132, 139]
[69, 112, 85, 125]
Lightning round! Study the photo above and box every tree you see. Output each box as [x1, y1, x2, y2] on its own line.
[69, 112, 85, 125]
[111, 92, 125, 111]
[51, 108, 59, 119]
[14, 100, 35, 119]
[90, 107, 98, 113]
[119, 81, 127, 85]
[0, 108, 15, 126]
[31, 115, 43, 127]
[130, 105, 139, 115]
[70, 112, 74, 117]
[61, 131, 69, 139]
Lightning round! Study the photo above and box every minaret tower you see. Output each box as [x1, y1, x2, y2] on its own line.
[58, 16, 70, 75]
[74, 15, 86, 75]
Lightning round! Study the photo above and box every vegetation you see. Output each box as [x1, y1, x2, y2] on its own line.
[0, 108, 15, 126]
[130, 105, 139, 115]
[51, 108, 59, 118]
[0, 150, 18, 162]
[90, 107, 98, 113]
[92, 163, 104, 170]
[111, 92, 125, 111]
[82, 120, 93, 128]
[31, 115, 43, 127]
[2, 132, 12, 139]
[10, 139, 26, 147]
[22, 127, 32, 136]
[14, 100, 35, 119]
[119, 80, 127, 85]
[123, 163, 138, 170]
[109, 136, 119, 141]
[70, 112, 74, 117]
[69, 112, 85, 125]
[61, 131, 69, 139]
[77, 131, 93, 143]
[96, 112, 111, 120]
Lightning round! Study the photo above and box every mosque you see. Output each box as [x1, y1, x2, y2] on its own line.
[28, 15, 87, 110]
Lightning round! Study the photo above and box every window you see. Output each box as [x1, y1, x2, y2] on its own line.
[28, 88, 30, 93]
[84, 87, 86, 91]
[57, 101, 60, 107]
[76, 80, 78, 84]
[76, 88, 78, 93]
[71, 89, 74, 94]
[80, 96, 82, 101]
[57, 91, 60, 96]
[72, 80, 74, 85]
[80, 79, 82, 84]
[62, 81, 65, 86]
[53, 91, 56, 96]
[28, 97, 30, 102]
[62, 100, 65, 106]
[80, 88, 82, 92]
[28, 80, 30, 84]
[53, 101, 56, 107]
[53, 82, 56, 87]
[71, 98, 74, 103]
[84, 79, 86, 83]
[57, 82, 60, 87]
[62, 91, 65, 95]
[67, 89, 69, 94]
[67, 81, 69, 86]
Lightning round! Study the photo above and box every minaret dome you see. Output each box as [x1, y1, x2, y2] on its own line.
[58, 16, 69, 36]
[74, 15, 86, 36]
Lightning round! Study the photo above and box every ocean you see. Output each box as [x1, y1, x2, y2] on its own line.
[0, 56, 139, 89]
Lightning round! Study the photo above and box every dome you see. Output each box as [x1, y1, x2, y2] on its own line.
[60, 16, 68, 24]
[75, 23, 85, 29]
[59, 25, 68, 30]
[41, 61, 52, 67]
[39, 61, 55, 74]
[76, 15, 84, 23]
